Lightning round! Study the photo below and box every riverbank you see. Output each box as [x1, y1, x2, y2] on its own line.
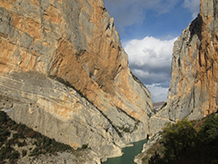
[102, 139, 147, 164]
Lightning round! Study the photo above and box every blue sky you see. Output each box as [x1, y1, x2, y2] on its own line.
[103, 0, 201, 102]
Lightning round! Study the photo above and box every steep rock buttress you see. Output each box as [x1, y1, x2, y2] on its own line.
[149, 0, 218, 134]
[0, 0, 153, 160]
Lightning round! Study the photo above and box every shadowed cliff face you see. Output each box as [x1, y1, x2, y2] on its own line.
[0, 0, 153, 160]
[149, 0, 218, 134]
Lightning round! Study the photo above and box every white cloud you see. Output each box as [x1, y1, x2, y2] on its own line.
[183, 0, 201, 18]
[125, 37, 176, 68]
[124, 36, 177, 102]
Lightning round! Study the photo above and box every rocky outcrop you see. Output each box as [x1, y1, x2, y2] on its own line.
[136, 1, 218, 162]
[134, 1, 218, 163]
[0, 72, 123, 160]
[134, 134, 161, 164]
[149, 0, 218, 134]
[168, 0, 218, 121]
[0, 0, 152, 160]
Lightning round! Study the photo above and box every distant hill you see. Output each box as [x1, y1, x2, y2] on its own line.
[153, 102, 166, 111]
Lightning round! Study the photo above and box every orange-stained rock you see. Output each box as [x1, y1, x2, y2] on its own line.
[0, 0, 152, 160]
[149, 0, 218, 135]
[167, 0, 218, 120]
[137, 2, 218, 163]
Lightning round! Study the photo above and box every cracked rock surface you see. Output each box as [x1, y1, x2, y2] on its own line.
[0, 0, 153, 160]
[149, 0, 218, 135]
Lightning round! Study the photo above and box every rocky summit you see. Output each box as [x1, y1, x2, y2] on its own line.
[0, 0, 153, 161]
[149, 0, 218, 134]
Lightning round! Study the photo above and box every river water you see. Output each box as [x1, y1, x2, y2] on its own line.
[102, 139, 147, 164]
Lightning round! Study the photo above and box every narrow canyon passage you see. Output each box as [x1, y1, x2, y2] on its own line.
[102, 139, 147, 164]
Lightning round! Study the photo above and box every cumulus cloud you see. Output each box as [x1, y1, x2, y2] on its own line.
[183, 0, 201, 18]
[103, 0, 199, 102]
[103, 0, 179, 35]
[124, 36, 177, 102]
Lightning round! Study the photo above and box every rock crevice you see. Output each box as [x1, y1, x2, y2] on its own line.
[149, 0, 218, 134]
[0, 0, 152, 160]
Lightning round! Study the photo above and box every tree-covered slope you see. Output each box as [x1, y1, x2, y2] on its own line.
[139, 113, 218, 164]
[0, 111, 98, 164]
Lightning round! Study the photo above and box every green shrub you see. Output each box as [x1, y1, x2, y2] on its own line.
[82, 144, 88, 149]
[18, 140, 26, 147]
[148, 152, 165, 164]
[0, 145, 13, 159]
[13, 133, 19, 139]
[160, 118, 197, 162]
[196, 113, 218, 162]
[7, 139, 16, 146]
[17, 132, 25, 139]
[0, 129, 10, 137]
[0, 111, 74, 160]
[9, 151, 20, 160]
[146, 113, 218, 164]
[0, 111, 7, 123]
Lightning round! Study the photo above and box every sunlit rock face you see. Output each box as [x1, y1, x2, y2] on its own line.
[149, 0, 218, 134]
[0, 0, 153, 160]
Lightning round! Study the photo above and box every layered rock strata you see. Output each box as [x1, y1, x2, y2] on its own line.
[149, 0, 218, 134]
[136, 1, 218, 163]
[0, 0, 152, 160]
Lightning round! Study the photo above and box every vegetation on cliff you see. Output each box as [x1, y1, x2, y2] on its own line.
[143, 113, 218, 164]
[0, 111, 88, 164]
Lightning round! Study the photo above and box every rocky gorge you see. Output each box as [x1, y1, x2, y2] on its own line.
[136, 0, 218, 163]
[149, 0, 218, 135]
[1, 0, 218, 163]
[0, 0, 153, 162]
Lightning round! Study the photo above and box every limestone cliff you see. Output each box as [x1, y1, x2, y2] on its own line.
[0, 0, 152, 160]
[136, 1, 218, 163]
[149, 0, 218, 134]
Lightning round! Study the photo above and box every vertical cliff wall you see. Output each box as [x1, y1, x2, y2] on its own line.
[5, 0, 218, 161]
[149, 0, 218, 134]
[0, 0, 153, 159]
